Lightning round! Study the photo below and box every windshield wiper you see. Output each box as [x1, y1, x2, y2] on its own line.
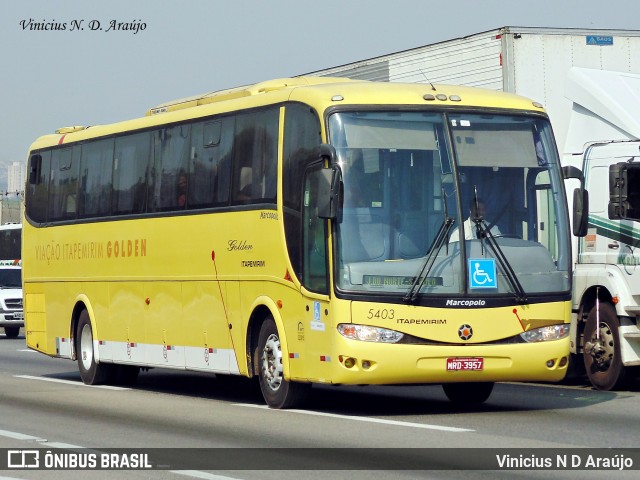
[472, 216, 528, 303]
[404, 216, 455, 303]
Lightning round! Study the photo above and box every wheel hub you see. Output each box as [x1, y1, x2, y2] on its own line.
[79, 324, 94, 371]
[261, 333, 283, 391]
[586, 322, 615, 371]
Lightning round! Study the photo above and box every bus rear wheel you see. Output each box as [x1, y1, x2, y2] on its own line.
[583, 302, 628, 391]
[257, 317, 309, 409]
[442, 382, 494, 405]
[76, 310, 113, 385]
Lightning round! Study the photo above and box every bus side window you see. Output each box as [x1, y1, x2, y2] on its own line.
[48, 147, 79, 221]
[231, 109, 278, 206]
[151, 125, 191, 211]
[189, 119, 232, 208]
[113, 132, 151, 215]
[78, 139, 113, 218]
[26, 151, 52, 223]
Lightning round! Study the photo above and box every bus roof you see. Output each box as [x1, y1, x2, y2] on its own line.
[29, 77, 546, 151]
[145, 76, 358, 115]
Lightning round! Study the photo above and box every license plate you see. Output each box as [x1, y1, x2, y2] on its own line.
[12, 312, 23, 320]
[446, 357, 484, 371]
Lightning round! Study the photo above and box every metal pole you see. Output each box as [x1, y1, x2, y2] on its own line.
[596, 286, 600, 341]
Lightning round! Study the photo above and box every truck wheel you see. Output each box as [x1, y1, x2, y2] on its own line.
[583, 303, 627, 390]
[4, 327, 20, 338]
[76, 310, 112, 385]
[442, 382, 494, 405]
[257, 317, 309, 409]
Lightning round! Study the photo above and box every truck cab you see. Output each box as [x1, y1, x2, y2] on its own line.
[572, 140, 640, 389]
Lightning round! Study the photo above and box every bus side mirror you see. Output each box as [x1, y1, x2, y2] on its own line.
[317, 166, 341, 220]
[316, 143, 337, 166]
[609, 162, 640, 220]
[315, 144, 341, 220]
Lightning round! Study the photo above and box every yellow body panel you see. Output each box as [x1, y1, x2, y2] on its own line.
[24, 210, 291, 371]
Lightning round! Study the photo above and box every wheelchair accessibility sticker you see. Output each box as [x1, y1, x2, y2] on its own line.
[469, 258, 497, 289]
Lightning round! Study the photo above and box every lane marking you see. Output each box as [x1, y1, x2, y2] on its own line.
[0, 428, 92, 451]
[234, 403, 474, 432]
[0, 429, 94, 451]
[0, 429, 45, 441]
[18, 349, 38, 353]
[172, 471, 243, 480]
[14, 375, 129, 390]
[43, 442, 88, 449]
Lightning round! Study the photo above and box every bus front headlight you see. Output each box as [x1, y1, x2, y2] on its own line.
[338, 324, 404, 343]
[519, 324, 570, 343]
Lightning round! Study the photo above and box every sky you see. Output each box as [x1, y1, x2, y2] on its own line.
[2, 0, 639, 173]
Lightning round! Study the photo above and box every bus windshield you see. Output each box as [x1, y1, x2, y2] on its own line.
[329, 110, 570, 299]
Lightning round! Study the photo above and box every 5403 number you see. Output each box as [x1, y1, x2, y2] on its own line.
[367, 308, 395, 320]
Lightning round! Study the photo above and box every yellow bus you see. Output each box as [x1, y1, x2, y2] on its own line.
[23, 77, 586, 408]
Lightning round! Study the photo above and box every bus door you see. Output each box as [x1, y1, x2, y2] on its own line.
[300, 162, 332, 380]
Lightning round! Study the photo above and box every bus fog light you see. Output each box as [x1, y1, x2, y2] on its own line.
[546, 359, 555, 368]
[520, 324, 570, 343]
[338, 324, 404, 343]
[362, 360, 371, 369]
[343, 357, 356, 368]
[559, 356, 568, 367]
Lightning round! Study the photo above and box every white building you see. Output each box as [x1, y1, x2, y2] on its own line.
[7, 162, 24, 194]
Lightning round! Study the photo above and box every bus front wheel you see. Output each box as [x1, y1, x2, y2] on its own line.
[257, 317, 309, 409]
[583, 302, 628, 391]
[442, 382, 494, 405]
[76, 310, 112, 385]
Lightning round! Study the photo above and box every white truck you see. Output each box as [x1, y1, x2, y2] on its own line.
[0, 263, 23, 338]
[0, 224, 23, 338]
[309, 26, 640, 389]
[562, 68, 640, 390]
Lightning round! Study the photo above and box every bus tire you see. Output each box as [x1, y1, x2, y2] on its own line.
[4, 327, 20, 338]
[76, 310, 112, 385]
[583, 302, 627, 391]
[257, 317, 309, 409]
[442, 382, 494, 405]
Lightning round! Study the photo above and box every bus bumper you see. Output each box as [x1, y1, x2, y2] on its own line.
[305, 337, 570, 385]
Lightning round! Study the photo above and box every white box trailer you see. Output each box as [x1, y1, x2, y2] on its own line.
[309, 26, 640, 155]
[308, 27, 640, 389]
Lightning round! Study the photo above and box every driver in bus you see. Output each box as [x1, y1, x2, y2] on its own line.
[450, 198, 501, 241]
